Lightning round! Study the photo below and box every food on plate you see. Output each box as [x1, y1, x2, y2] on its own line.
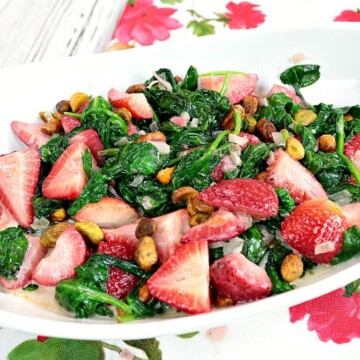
[1, 64, 360, 322]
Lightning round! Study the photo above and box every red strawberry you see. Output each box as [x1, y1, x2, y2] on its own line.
[127, 122, 138, 136]
[210, 253, 272, 302]
[341, 202, 360, 229]
[237, 132, 262, 149]
[32, 226, 87, 286]
[152, 209, 190, 264]
[170, 116, 188, 127]
[108, 88, 153, 119]
[0, 201, 18, 231]
[0, 235, 47, 290]
[198, 178, 278, 219]
[98, 235, 138, 260]
[42, 142, 91, 201]
[266, 84, 305, 106]
[147, 240, 211, 314]
[74, 197, 139, 228]
[76, 99, 90, 114]
[281, 199, 347, 263]
[181, 208, 250, 243]
[266, 148, 328, 203]
[70, 129, 104, 164]
[0, 149, 40, 227]
[344, 134, 360, 171]
[197, 73, 258, 105]
[60, 114, 81, 133]
[106, 266, 139, 300]
[211, 155, 238, 182]
[11, 121, 51, 149]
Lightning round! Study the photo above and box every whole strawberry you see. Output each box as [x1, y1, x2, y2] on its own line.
[281, 199, 348, 263]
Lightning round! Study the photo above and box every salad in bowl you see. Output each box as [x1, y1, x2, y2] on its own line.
[1, 63, 360, 323]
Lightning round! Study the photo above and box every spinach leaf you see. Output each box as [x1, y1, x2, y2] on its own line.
[344, 279, 360, 297]
[180, 65, 198, 91]
[102, 142, 165, 178]
[265, 241, 294, 294]
[209, 247, 224, 264]
[144, 88, 230, 130]
[239, 143, 270, 178]
[291, 121, 316, 151]
[331, 226, 360, 265]
[39, 134, 71, 165]
[275, 188, 295, 215]
[280, 64, 320, 89]
[0, 227, 28, 280]
[33, 197, 65, 219]
[241, 226, 268, 265]
[307, 103, 336, 137]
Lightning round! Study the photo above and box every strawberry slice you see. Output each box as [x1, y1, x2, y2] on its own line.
[32, 226, 87, 286]
[281, 199, 347, 263]
[70, 129, 104, 164]
[106, 266, 139, 300]
[11, 121, 51, 149]
[266, 84, 305, 106]
[265, 148, 328, 203]
[77, 99, 90, 114]
[341, 202, 360, 229]
[197, 73, 258, 105]
[74, 197, 139, 228]
[210, 253, 272, 302]
[147, 240, 211, 314]
[181, 208, 250, 243]
[198, 178, 278, 219]
[152, 209, 190, 264]
[60, 114, 81, 133]
[0, 235, 47, 290]
[0, 201, 18, 231]
[0, 149, 40, 227]
[344, 134, 360, 177]
[108, 88, 153, 119]
[170, 116, 188, 127]
[42, 142, 90, 201]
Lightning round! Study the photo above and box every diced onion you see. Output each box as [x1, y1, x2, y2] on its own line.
[289, 52, 306, 64]
[189, 118, 199, 128]
[229, 151, 242, 166]
[107, 184, 122, 199]
[130, 175, 144, 187]
[147, 80, 159, 89]
[223, 237, 244, 255]
[260, 227, 275, 244]
[272, 132, 286, 147]
[230, 143, 242, 155]
[114, 137, 130, 145]
[180, 111, 190, 121]
[328, 190, 353, 206]
[31, 217, 50, 231]
[137, 130, 146, 136]
[315, 241, 335, 255]
[149, 121, 159, 132]
[142, 196, 153, 210]
[147, 141, 170, 154]
[228, 134, 248, 147]
[44, 112, 53, 121]
[152, 71, 173, 92]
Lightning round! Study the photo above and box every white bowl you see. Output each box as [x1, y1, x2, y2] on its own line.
[0, 26, 360, 340]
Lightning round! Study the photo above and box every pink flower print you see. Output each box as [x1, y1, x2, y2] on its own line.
[289, 288, 360, 344]
[225, 2, 266, 29]
[113, 0, 182, 46]
[334, 9, 360, 22]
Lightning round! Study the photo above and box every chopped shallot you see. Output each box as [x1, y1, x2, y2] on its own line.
[147, 141, 170, 154]
[228, 134, 248, 147]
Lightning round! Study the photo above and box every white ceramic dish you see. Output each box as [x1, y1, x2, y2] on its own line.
[0, 26, 360, 340]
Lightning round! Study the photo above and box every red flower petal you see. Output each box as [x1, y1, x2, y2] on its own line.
[334, 10, 360, 22]
[289, 288, 360, 344]
[225, 1, 266, 29]
[112, 0, 182, 46]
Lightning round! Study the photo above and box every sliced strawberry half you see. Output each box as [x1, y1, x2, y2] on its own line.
[11, 121, 51, 149]
[108, 88, 153, 120]
[281, 199, 347, 263]
[198, 178, 278, 219]
[197, 73, 258, 105]
[344, 134, 360, 177]
[0, 235, 47, 290]
[101, 222, 138, 260]
[69, 129, 104, 164]
[147, 240, 211, 314]
[32, 226, 87, 286]
[152, 209, 190, 264]
[341, 202, 360, 229]
[181, 208, 250, 243]
[106, 266, 139, 300]
[42, 142, 91, 201]
[74, 197, 139, 228]
[0, 149, 40, 227]
[266, 84, 305, 107]
[266, 148, 328, 203]
[60, 114, 81, 133]
[0, 201, 18, 231]
[210, 253, 272, 302]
